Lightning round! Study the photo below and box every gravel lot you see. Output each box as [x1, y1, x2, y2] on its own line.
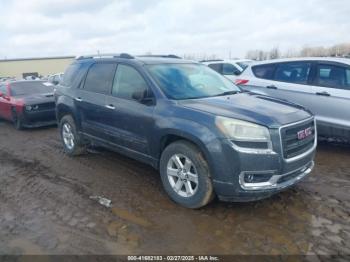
[0, 120, 349, 256]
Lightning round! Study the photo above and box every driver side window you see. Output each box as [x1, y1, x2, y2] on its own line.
[112, 64, 150, 100]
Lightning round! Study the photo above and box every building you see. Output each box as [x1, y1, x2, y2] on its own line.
[0, 56, 75, 79]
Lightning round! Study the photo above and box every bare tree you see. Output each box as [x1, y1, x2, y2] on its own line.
[246, 42, 350, 60]
[269, 47, 280, 59]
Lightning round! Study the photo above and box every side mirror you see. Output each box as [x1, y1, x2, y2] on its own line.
[132, 89, 145, 101]
[132, 89, 154, 105]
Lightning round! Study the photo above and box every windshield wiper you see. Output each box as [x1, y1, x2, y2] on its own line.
[215, 90, 241, 97]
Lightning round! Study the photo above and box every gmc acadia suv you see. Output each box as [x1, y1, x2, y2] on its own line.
[55, 53, 317, 208]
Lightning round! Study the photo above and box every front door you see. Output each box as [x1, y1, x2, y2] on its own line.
[105, 64, 155, 155]
[311, 62, 350, 133]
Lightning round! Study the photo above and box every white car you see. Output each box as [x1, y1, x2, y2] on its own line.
[48, 73, 64, 85]
[201, 59, 253, 81]
[236, 57, 350, 141]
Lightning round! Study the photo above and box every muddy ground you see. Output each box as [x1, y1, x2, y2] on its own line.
[0, 120, 349, 256]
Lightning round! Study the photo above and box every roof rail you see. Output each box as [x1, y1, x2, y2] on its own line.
[199, 59, 224, 63]
[138, 54, 182, 59]
[76, 53, 134, 60]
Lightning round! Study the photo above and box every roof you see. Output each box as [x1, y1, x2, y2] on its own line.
[136, 57, 197, 65]
[251, 57, 350, 66]
[75, 55, 197, 65]
[0, 56, 75, 62]
[201, 59, 253, 66]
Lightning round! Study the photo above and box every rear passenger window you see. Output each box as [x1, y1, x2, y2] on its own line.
[316, 64, 350, 90]
[112, 64, 149, 100]
[84, 63, 116, 94]
[252, 64, 276, 80]
[208, 63, 223, 74]
[274, 62, 311, 84]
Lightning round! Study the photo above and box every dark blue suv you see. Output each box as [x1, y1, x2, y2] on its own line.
[55, 54, 317, 208]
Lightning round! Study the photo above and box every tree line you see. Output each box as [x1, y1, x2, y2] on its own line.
[245, 43, 350, 61]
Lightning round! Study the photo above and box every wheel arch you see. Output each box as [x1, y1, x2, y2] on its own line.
[158, 131, 213, 171]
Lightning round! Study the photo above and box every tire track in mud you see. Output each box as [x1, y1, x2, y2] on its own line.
[0, 123, 350, 255]
[0, 149, 137, 254]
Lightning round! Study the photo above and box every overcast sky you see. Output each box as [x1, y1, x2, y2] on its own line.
[0, 0, 349, 59]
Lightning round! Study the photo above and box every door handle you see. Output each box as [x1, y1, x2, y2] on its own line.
[75, 97, 83, 102]
[105, 104, 115, 110]
[266, 85, 277, 89]
[316, 92, 330, 97]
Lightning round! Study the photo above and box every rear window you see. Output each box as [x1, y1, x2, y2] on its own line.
[61, 64, 82, 87]
[10, 82, 54, 96]
[237, 62, 251, 70]
[0, 84, 7, 94]
[252, 64, 276, 79]
[208, 63, 223, 74]
[222, 63, 240, 75]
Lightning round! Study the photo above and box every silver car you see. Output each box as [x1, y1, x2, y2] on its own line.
[236, 57, 350, 141]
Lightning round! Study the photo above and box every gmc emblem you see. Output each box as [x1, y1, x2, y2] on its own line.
[297, 127, 312, 140]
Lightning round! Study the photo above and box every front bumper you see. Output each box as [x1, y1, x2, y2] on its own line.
[209, 119, 317, 202]
[238, 160, 314, 191]
[21, 109, 57, 128]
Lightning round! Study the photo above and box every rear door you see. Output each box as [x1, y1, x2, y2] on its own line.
[310, 62, 350, 132]
[0, 84, 12, 120]
[105, 63, 155, 155]
[75, 62, 116, 139]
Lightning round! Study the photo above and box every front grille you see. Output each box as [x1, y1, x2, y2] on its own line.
[38, 102, 55, 110]
[280, 118, 315, 159]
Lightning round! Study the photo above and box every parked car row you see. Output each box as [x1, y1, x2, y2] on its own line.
[201, 59, 253, 82]
[4, 53, 346, 209]
[205, 57, 350, 142]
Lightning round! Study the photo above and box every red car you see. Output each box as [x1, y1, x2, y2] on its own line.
[0, 80, 57, 129]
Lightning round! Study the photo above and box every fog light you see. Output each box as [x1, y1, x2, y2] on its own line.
[246, 174, 254, 182]
[244, 173, 273, 183]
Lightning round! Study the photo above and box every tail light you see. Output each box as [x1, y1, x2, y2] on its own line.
[235, 79, 249, 85]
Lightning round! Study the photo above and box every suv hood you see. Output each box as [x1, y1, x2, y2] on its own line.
[179, 93, 312, 128]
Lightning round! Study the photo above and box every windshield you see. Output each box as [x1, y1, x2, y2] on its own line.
[147, 63, 240, 100]
[10, 81, 54, 96]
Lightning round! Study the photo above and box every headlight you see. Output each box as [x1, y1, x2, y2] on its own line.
[215, 116, 270, 142]
[25, 105, 39, 111]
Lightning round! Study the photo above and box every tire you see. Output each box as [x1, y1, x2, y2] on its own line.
[159, 140, 214, 209]
[11, 110, 23, 130]
[59, 115, 86, 156]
